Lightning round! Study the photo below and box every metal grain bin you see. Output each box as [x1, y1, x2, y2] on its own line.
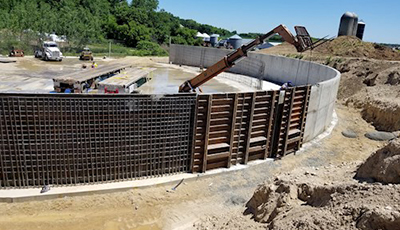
[338, 12, 358, 36]
[356, 21, 366, 40]
[228, 34, 243, 49]
[210, 34, 220, 47]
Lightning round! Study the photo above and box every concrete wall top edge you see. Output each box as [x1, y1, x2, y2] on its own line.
[169, 44, 341, 143]
[170, 44, 341, 87]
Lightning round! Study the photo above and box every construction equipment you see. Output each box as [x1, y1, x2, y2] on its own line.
[79, 47, 94, 61]
[178, 24, 314, 93]
[9, 48, 24, 57]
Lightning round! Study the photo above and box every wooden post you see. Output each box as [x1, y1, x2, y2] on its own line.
[283, 88, 296, 155]
[227, 94, 238, 168]
[298, 86, 311, 149]
[202, 95, 212, 172]
[264, 91, 277, 159]
[244, 92, 256, 164]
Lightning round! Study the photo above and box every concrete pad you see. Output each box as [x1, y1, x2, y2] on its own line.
[0, 159, 272, 203]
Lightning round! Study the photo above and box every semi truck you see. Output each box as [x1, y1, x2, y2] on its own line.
[34, 41, 63, 61]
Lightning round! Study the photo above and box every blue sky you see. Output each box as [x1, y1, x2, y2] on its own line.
[155, 0, 400, 44]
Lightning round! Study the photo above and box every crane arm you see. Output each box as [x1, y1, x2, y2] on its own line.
[178, 24, 313, 93]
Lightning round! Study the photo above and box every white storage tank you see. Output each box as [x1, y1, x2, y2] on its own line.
[228, 34, 243, 49]
[356, 21, 366, 40]
[210, 34, 220, 47]
[338, 12, 358, 36]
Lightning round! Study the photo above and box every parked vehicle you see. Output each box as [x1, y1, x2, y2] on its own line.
[9, 47, 24, 57]
[34, 41, 63, 61]
[79, 47, 94, 61]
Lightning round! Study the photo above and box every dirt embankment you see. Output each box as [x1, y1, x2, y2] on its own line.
[314, 36, 400, 61]
[326, 58, 400, 132]
[259, 36, 400, 61]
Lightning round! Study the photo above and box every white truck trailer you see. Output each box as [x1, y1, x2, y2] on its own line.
[98, 67, 155, 94]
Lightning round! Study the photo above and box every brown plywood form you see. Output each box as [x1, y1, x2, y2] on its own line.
[191, 86, 311, 173]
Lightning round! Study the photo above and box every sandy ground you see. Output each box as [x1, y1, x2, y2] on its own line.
[0, 56, 269, 94]
[0, 56, 156, 93]
[0, 105, 386, 230]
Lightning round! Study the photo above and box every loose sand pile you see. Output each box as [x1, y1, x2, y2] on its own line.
[356, 139, 400, 184]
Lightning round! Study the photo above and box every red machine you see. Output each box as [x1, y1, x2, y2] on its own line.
[9, 49, 24, 57]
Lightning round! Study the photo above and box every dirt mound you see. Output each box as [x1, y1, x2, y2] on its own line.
[356, 139, 400, 183]
[245, 179, 400, 230]
[245, 179, 296, 223]
[258, 36, 400, 61]
[315, 36, 400, 61]
[239, 162, 400, 230]
[357, 208, 400, 230]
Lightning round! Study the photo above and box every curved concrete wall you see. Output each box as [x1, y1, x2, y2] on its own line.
[169, 44, 341, 142]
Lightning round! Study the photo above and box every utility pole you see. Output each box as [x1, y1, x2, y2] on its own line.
[109, 41, 111, 58]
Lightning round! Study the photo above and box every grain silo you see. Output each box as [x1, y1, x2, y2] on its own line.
[356, 21, 366, 40]
[228, 34, 243, 49]
[210, 34, 220, 47]
[338, 12, 358, 36]
[351, 13, 359, 36]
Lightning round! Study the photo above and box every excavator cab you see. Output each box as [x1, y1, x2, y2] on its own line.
[294, 26, 314, 51]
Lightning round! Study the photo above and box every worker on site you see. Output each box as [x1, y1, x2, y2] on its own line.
[280, 81, 293, 89]
[91, 61, 98, 68]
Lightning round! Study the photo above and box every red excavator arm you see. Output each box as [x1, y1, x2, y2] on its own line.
[178, 24, 314, 93]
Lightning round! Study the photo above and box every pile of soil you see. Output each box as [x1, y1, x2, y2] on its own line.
[356, 139, 400, 183]
[196, 162, 400, 230]
[314, 36, 400, 61]
[258, 36, 400, 61]
[243, 163, 400, 230]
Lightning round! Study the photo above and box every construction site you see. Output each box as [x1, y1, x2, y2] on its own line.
[0, 18, 400, 230]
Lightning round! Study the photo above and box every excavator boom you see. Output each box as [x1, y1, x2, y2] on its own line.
[178, 24, 314, 93]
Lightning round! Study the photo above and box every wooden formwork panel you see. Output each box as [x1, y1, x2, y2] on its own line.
[192, 90, 282, 172]
[0, 94, 196, 188]
[273, 86, 311, 157]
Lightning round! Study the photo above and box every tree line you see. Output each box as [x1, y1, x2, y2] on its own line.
[0, 0, 234, 54]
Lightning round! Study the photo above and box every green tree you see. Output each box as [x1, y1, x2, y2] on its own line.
[131, 0, 159, 11]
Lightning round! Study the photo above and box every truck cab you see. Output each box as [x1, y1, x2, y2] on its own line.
[35, 41, 63, 61]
